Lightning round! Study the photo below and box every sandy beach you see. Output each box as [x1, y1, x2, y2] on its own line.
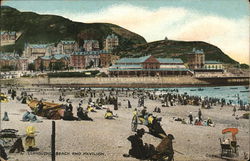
[0, 87, 249, 161]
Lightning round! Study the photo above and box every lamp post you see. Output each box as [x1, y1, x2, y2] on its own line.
[51, 121, 56, 161]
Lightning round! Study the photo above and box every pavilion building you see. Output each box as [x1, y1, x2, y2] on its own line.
[109, 55, 191, 77]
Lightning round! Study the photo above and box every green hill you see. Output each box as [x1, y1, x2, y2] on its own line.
[116, 40, 238, 64]
[0, 6, 238, 65]
[0, 6, 146, 54]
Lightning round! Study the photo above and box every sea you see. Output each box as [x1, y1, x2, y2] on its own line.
[91, 85, 249, 105]
[156, 86, 249, 105]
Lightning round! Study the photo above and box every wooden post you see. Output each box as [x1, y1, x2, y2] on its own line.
[51, 121, 56, 161]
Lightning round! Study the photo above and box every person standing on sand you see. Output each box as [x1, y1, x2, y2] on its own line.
[25, 126, 36, 151]
[128, 100, 132, 108]
[198, 109, 202, 121]
[233, 106, 236, 116]
[188, 112, 193, 124]
[11, 89, 16, 100]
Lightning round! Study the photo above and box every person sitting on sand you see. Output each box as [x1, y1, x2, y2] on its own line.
[2, 112, 9, 121]
[22, 110, 42, 123]
[153, 107, 161, 113]
[63, 110, 78, 121]
[87, 104, 96, 112]
[194, 117, 202, 126]
[207, 117, 214, 126]
[127, 128, 155, 159]
[147, 116, 166, 138]
[66, 102, 73, 112]
[95, 102, 102, 110]
[77, 107, 93, 121]
[104, 108, 115, 119]
[59, 95, 64, 102]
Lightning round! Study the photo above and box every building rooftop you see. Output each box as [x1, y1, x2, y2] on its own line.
[25, 43, 54, 49]
[188, 48, 204, 54]
[0, 52, 17, 56]
[72, 50, 109, 56]
[109, 68, 190, 72]
[0, 31, 16, 36]
[84, 40, 99, 43]
[0, 55, 21, 60]
[106, 34, 118, 39]
[39, 54, 70, 60]
[157, 58, 183, 64]
[116, 55, 152, 64]
[205, 60, 222, 64]
[110, 64, 142, 69]
[60, 40, 76, 44]
[116, 55, 184, 64]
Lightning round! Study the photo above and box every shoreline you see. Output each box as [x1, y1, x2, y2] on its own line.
[0, 76, 249, 88]
[32, 83, 249, 88]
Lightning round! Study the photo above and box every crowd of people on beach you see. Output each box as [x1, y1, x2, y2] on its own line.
[1, 86, 249, 160]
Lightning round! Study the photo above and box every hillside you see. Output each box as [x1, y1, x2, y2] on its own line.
[116, 40, 238, 64]
[0, 6, 238, 65]
[0, 6, 146, 54]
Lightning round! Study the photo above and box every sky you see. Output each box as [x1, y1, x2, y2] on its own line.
[2, 0, 250, 64]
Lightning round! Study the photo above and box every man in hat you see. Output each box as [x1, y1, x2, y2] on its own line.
[198, 109, 202, 121]
[233, 106, 236, 116]
[140, 106, 147, 118]
[188, 112, 193, 124]
[127, 128, 147, 159]
[36, 100, 44, 114]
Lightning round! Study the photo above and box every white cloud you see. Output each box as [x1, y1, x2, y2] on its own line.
[41, 4, 249, 64]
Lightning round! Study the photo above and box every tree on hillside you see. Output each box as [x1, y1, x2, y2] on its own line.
[0, 65, 15, 71]
[86, 60, 94, 69]
[53, 62, 65, 71]
[49, 62, 53, 71]
[39, 60, 44, 72]
[28, 63, 35, 71]
[240, 64, 249, 69]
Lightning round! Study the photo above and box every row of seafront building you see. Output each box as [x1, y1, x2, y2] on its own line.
[0, 34, 119, 71]
[0, 49, 224, 77]
[108, 48, 224, 77]
[0, 31, 224, 77]
[23, 34, 119, 63]
[109, 55, 190, 77]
